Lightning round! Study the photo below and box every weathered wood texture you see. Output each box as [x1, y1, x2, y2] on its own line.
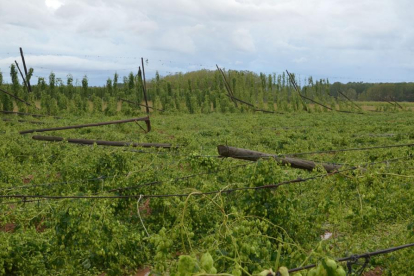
[32, 135, 173, 148]
[217, 145, 341, 172]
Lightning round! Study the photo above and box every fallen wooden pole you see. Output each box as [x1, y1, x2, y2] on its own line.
[286, 70, 362, 114]
[20, 116, 149, 134]
[32, 135, 173, 148]
[223, 89, 283, 114]
[337, 89, 362, 111]
[217, 145, 341, 172]
[0, 88, 33, 107]
[119, 98, 164, 112]
[224, 94, 254, 107]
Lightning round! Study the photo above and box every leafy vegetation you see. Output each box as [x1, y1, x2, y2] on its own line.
[1, 67, 412, 116]
[1, 110, 414, 275]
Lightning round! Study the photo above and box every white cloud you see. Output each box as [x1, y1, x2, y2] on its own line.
[231, 29, 256, 53]
[45, 0, 63, 10]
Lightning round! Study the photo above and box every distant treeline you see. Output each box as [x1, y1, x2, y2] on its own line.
[0, 66, 411, 115]
[330, 82, 414, 102]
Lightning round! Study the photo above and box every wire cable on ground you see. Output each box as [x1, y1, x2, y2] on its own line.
[0, 155, 410, 201]
[287, 242, 414, 274]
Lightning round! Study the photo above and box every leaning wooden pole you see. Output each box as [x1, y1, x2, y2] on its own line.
[140, 58, 151, 132]
[19, 47, 32, 93]
[32, 135, 173, 148]
[216, 65, 238, 107]
[337, 89, 362, 111]
[20, 116, 149, 135]
[286, 70, 332, 111]
[14, 61, 29, 92]
[0, 88, 33, 107]
[217, 145, 341, 172]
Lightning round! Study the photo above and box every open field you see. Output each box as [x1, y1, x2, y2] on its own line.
[1, 111, 414, 275]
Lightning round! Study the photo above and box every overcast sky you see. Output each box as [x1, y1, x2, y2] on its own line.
[0, 0, 413, 86]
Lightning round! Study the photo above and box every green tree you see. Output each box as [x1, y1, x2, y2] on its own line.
[49, 72, 56, 98]
[82, 75, 88, 98]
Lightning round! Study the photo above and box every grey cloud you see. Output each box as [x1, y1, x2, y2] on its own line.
[0, 0, 413, 85]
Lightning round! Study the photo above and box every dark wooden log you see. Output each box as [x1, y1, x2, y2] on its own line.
[32, 135, 173, 148]
[20, 116, 149, 134]
[217, 145, 341, 172]
[20, 47, 32, 92]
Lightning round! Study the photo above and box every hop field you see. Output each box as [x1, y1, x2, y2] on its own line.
[1, 111, 414, 275]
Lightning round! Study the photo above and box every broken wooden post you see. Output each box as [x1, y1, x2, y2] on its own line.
[217, 145, 341, 172]
[20, 116, 150, 134]
[32, 135, 174, 148]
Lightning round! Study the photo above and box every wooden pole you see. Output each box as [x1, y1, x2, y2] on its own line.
[286, 70, 332, 111]
[337, 89, 362, 111]
[19, 47, 32, 92]
[20, 116, 149, 135]
[32, 135, 173, 148]
[224, 94, 254, 107]
[140, 59, 151, 132]
[0, 87, 33, 107]
[119, 98, 164, 112]
[286, 70, 309, 111]
[217, 145, 341, 172]
[14, 61, 29, 92]
[216, 65, 238, 107]
[223, 84, 284, 114]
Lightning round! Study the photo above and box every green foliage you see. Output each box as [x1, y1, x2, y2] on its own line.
[1, 112, 414, 275]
